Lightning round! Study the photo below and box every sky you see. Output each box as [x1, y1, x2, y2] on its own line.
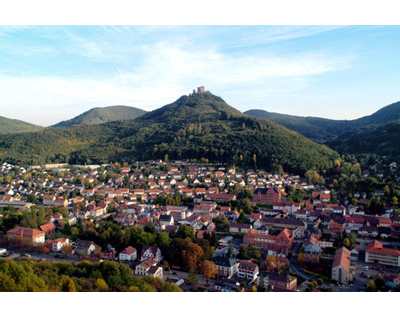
[0, 25, 399, 126]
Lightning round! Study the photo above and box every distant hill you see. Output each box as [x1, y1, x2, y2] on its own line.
[327, 119, 400, 158]
[0, 91, 338, 174]
[244, 109, 353, 142]
[245, 101, 400, 143]
[53, 105, 146, 127]
[0, 116, 43, 135]
[352, 101, 400, 126]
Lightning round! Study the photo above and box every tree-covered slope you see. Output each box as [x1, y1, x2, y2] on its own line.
[327, 119, 400, 159]
[0, 116, 43, 135]
[244, 109, 353, 142]
[53, 105, 146, 127]
[245, 101, 400, 143]
[0, 91, 339, 173]
[353, 101, 400, 127]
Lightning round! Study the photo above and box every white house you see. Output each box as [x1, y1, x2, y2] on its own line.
[48, 238, 70, 252]
[119, 246, 137, 261]
[141, 246, 162, 263]
[133, 258, 164, 278]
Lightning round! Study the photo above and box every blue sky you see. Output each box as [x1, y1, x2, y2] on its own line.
[0, 25, 399, 126]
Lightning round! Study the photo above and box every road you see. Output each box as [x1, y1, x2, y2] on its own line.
[289, 242, 317, 283]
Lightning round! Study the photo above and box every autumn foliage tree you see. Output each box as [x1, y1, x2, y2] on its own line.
[200, 260, 217, 284]
[182, 242, 204, 271]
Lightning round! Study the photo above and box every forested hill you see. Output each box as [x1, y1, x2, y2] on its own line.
[245, 101, 400, 143]
[326, 102, 400, 159]
[244, 109, 353, 142]
[137, 91, 242, 123]
[0, 91, 339, 174]
[52, 105, 147, 127]
[327, 119, 400, 159]
[0, 116, 43, 135]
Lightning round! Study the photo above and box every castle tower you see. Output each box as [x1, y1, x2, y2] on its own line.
[197, 86, 205, 93]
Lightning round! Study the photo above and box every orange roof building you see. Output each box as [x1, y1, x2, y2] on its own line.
[243, 228, 294, 253]
[366, 241, 400, 267]
[6, 226, 46, 247]
[40, 222, 56, 235]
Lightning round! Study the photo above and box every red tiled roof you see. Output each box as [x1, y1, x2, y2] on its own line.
[40, 222, 56, 234]
[121, 246, 137, 255]
[7, 226, 45, 238]
[367, 240, 383, 249]
[332, 247, 351, 272]
[366, 247, 400, 257]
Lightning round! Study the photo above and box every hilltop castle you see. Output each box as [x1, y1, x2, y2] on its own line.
[190, 86, 205, 95]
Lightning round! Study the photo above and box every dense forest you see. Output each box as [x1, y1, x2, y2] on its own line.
[0, 259, 182, 292]
[0, 92, 339, 174]
[245, 101, 400, 144]
[327, 119, 400, 160]
[244, 109, 354, 142]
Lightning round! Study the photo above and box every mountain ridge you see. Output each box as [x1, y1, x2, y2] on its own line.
[0, 116, 43, 135]
[244, 101, 400, 142]
[0, 91, 338, 174]
[52, 105, 147, 127]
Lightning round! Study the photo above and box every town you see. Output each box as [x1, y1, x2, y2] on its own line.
[0, 157, 399, 292]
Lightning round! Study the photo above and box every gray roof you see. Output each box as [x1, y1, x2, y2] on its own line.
[211, 256, 238, 268]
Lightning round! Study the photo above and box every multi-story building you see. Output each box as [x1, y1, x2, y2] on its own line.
[303, 239, 321, 263]
[119, 246, 137, 261]
[141, 246, 162, 263]
[6, 226, 45, 247]
[243, 228, 294, 253]
[261, 217, 306, 236]
[211, 256, 238, 279]
[365, 240, 400, 267]
[253, 187, 281, 205]
[230, 223, 252, 235]
[267, 272, 297, 291]
[238, 261, 259, 282]
[133, 258, 163, 278]
[45, 237, 70, 252]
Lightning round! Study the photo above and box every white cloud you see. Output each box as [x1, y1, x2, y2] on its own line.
[0, 26, 356, 126]
[0, 40, 353, 126]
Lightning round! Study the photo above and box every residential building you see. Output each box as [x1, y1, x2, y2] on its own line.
[303, 239, 321, 262]
[39, 222, 56, 235]
[119, 246, 137, 261]
[133, 258, 163, 278]
[267, 272, 297, 291]
[141, 246, 162, 263]
[238, 261, 259, 282]
[74, 240, 97, 256]
[45, 237, 70, 252]
[211, 256, 239, 279]
[230, 223, 252, 234]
